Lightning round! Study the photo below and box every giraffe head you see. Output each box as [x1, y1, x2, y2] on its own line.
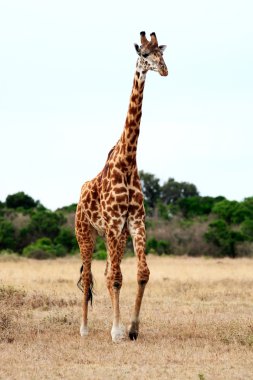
[134, 31, 168, 77]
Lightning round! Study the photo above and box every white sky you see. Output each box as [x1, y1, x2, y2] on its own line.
[0, 0, 252, 210]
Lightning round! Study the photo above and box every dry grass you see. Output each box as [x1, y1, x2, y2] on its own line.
[0, 255, 253, 380]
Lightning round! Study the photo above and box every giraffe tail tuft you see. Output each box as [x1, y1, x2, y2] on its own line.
[77, 264, 94, 306]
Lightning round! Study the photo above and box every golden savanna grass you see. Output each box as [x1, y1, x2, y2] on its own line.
[1, 255, 253, 380]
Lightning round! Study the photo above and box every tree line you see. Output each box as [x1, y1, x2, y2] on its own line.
[0, 173, 253, 259]
[0, 192, 78, 259]
[140, 172, 253, 258]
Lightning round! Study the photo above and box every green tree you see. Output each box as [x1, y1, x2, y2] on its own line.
[232, 197, 253, 224]
[157, 201, 171, 220]
[93, 236, 107, 260]
[6, 192, 38, 210]
[241, 219, 253, 241]
[212, 200, 238, 224]
[55, 228, 78, 252]
[232, 204, 253, 224]
[146, 237, 171, 255]
[56, 203, 77, 213]
[161, 178, 199, 204]
[213, 199, 253, 224]
[0, 218, 16, 251]
[17, 227, 34, 252]
[18, 210, 66, 251]
[139, 171, 161, 214]
[205, 219, 244, 258]
[179, 196, 225, 218]
[29, 210, 66, 239]
[23, 237, 66, 259]
[0, 201, 5, 217]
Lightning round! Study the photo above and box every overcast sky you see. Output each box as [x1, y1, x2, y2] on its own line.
[0, 0, 252, 210]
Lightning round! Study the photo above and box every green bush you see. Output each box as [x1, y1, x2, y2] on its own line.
[91, 237, 107, 260]
[95, 236, 106, 252]
[55, 228, 78, 252]
[0, 219, 16, 251]
[232, 198, 253, 224]
[212, 200, 238, 224]
[146, 237, 171, 255]
[241, 220, 253, 241]
[157, 240, 171, 255]
[17, 227, 33, 252]
[205, 220, 244, 258]
[93, 250, 107, 260]
[23, 238, 66, 259]
[157, 201, 171, 220]
[146, 237, 158, 253]
[212, 199, 253, 225]
[56, 204, 77, 213]
[30, 210, 66, 239]
[16, 210, 66, 252]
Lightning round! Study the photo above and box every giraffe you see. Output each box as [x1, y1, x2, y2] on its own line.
[75, 31, 168, 342]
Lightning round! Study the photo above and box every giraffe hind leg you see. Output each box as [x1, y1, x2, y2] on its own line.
[75, 207, 97, 337]
[77, 264, 94, 306]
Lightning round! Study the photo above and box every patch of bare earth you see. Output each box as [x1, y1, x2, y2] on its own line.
[0, 255, 253, 380]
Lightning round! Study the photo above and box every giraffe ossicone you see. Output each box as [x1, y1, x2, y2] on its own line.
[75, 31, 168, 342]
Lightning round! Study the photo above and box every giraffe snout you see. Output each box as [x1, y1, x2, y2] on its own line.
[159, 65, 168, 76]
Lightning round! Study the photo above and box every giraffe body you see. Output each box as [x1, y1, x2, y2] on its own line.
[75, 31, 168, 342]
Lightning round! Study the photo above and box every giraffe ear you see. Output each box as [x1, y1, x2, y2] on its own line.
[159, 45, 167, 53]
[134, 43, 141, 55]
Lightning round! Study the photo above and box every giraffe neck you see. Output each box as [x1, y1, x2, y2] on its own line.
[119, 63, 147, 160]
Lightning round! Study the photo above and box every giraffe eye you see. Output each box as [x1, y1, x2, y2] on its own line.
[142, 53, 149, 58]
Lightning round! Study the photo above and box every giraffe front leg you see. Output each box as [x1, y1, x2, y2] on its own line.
[128, 221, 150, 340]
[128, 281, 147, 340]
[110, 282, 126, 343]
[106, 231, 126, 343]
[106, 267, 126, 343]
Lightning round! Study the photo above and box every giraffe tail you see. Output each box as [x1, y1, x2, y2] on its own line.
[77, 264, 94, 306]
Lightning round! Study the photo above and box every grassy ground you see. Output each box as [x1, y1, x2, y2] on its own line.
[0, 255, 253, 380]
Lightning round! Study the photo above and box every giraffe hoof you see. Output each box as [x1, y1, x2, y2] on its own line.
[129, 331, 138, 340]
[111, 324, 126, 343]
[128, 321, 139, 340]
[80, 325, 89, 337]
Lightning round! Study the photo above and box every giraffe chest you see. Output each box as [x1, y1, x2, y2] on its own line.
[100, 166, 143, 213]
[81, 169, 144, 236]
[86, 191, 128, 237]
